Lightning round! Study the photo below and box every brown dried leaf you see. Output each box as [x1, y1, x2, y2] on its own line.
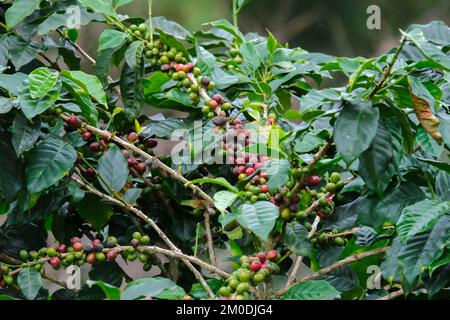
[409, 89, 442, 144]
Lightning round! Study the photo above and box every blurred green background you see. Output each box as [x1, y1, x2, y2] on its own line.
[79, 0, 449, 59]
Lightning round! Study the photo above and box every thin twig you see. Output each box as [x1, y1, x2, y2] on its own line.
[60, 113, 215, 206]
[203, 212, 216, 266]
[376, 288, 404, 300]
[275, 247, 388, 297]
[366, 37, 406, 99]
[71, 177, 225, 296]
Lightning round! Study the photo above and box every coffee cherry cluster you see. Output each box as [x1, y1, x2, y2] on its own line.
[218, 250, 280, 300]
[225, 45, 242, 71]
[309, 230, 348, 248]
[120, 232, 154, 271]
[0, 265, 13, 288]
[201, 94, 232, 119]
[124, 131, 160, 176]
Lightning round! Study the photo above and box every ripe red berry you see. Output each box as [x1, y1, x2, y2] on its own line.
[86, 252, 96, 264]
[260, 185, 270, 193]
[89, 142, 101, 152]
[128, 157, 137, 167]
[145, 139, 158, 148]
[127, 132, 138, 142]
[327, 196, 333, 202]
[67, 115, 81, 128]
[184, 62, 194, 73]
[307, 175, 321, 186]
[250, 260, 262, 272]
[245, 167, 255, 176]
[256, 252, 267, 263]
[92, 239, 102, 247]
[107, 250, 118, 261]
[72, 242, 83, 252]
[254, 162, 262, 170]
[212, 94, 223, 104]
[82, 131, 93, 141]
[49, 257, 60, 269]
[175, 64, 184, 72]
[267, 249, 279, 261]
[317, 211, 327, 219]
[209, 100, 219, 109]
[57, 244, 67, 254]
[238, 166, 246, 174]
[135, 162, 147, 174]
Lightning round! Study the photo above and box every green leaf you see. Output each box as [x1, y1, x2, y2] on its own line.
[334, 100, 379, 164]
[402, 28, 450, 71]
[5, 0, 41, 28]
[12, 113, 41, 156]
[415, 157, 450, 173]
[97, 145, 128, 194]
[204, 19, 245, 44]
[122, 277, 185, 300]
[89, 261, 124, 287]
[0, 72, 28, 96]
[398, 216, 450, 284]
[397, 199, 449, 243]
[294, 133, 324, 153]
[98, 29, 129, 52]
[0, 97, 15, 114]
[234, 201, 279, 241]
[79, 0, 117, 18]
[187, 177, 238, 193]
[284, 223, 312, 257]
[61, 70, 107, 107]
[190, 279, 224, 299]
[86, 280, 121, 300]
[28, 67, 59, 99]
[435, 171, 450, 201]
[120, 63, 144, 122]
[6, 36, 42, 70]
[38, 7, 102, 35]
[142, 71, 171, 95]
[213, 190, 238, 214]
[240, 42, 261, 74]
[0, 131, 22, 201]
[19, 79, 61, 120]
[358, 121, 395, 195]
[26, 136, 77, 193]
[140, 118, 186, 139]
[61, 79, 98, 125]
[17, 268, 42, 300]
[299, 89, 341, 110]
[125, 40, 145, 70]
[364, 182, 426, 227]
[283, 280, 340, 300]
[416, 126, 443, 157]
[76, 193, 113, 230]
[262, 159, 291, 193]
[153, 16, 192, 40]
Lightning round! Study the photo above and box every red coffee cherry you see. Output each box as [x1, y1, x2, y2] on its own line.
[307, 175, 321, 186]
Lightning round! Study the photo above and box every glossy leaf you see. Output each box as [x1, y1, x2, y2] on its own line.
[25, 137, 77, 193]
[334, 101, 379, 164]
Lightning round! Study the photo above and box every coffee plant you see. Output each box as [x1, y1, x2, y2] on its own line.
[0, 0, 449, 301]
